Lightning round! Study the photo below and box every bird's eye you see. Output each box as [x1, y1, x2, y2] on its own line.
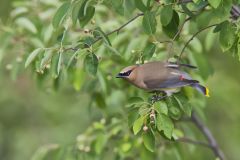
[125, 70, 132, 76]
[120, 70, 132, 76]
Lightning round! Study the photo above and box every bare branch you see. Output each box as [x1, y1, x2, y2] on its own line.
[176, 137, 211, 148]
[92, 13, 144, 44]
[64, 13, 144, 51]
[191, 111, 225, 160]
[173, 17, 191, 41]
[178, 24, 217, 61]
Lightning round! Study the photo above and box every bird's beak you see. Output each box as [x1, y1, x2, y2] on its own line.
[116, 73, 123, 78]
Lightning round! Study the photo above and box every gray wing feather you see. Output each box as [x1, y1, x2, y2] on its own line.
[144, 71, 196, 90]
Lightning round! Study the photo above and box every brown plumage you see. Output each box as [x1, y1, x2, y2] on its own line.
[116, 61, 209, 96]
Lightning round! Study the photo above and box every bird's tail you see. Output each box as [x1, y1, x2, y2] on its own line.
[191, 83, 210, 97]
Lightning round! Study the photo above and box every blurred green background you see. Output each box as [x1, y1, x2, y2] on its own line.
[1, 0, 240, 160]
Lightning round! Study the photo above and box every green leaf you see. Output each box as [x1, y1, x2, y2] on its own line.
[133, 116, 144, 135]
[181, 4, 195, 17]
[111, 0, 124, 15]
[84, 53, 98, 76]
[78, 6, 95, 27]
[143, 42, 156, 59]
[120, 143, 132, 153]
[57, 52, 62, 76]
[205, 29, 216, 51]
[213, 23, 223, 33]
[161, 6, 173, 26]
[208, 0, 222, 8]
[172, 128, 184, 140]
[174, 94, 192, 117]
[15, 17, 37, 34]
[31, 144, 60, 160]
[142, 11, 157, 35]
[52, 2, 70, 28]
[169, 107, 181, 120]
[94, 27, 112, 46]
[142, 130, 155, 152]
[25, 48, 43, 68]
[156, 113, 174, 139]
[104, 44, 121, 56]
[95, 92, 106, 109]
[72, 1, 82, 25]
[139, 106, 151, 116]
[154, 101, 168, 115]
[40, 50, 53, 70]
[127, 97, 145, 107]
[162, 11, 179, 38]
[73, 68, 85, 91]
[53, 75, 61, 91]
[195, 11, 211, 29]
[211, 0, 231, 21]
[94, 133, 108, 154]
[51, 54, 58, 78]
[166, 97, 182, 120]
[128, 108, 139, 127]
[82, 37, 95, 47]
[123, 0, 136, 16]
[189, 38, 203, 54]
[219, 21, 236, 52]
[67, 49, 80, 69]
[238, 37, 240, 61]
[140, 145, 155, 160]
[134, 0, 147, 12]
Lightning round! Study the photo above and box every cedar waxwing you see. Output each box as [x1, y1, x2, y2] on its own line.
[116, 61, 209, 97]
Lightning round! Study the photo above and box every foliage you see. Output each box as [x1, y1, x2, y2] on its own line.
[1, 0, 240, 159]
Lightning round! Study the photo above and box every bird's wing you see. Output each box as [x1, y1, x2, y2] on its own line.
[166, 62, 197, 69]
[143, 70, 198, 90]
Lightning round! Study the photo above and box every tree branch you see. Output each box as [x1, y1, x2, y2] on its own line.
[92, 13, 144, 44]
[176, 137, 211, 148]
[172, 17, 191, 41]
[64, 13, 144, 52]
[191, 111, 225, 160]
[178, 24, 218, 61]
[178, 0, 240, 20]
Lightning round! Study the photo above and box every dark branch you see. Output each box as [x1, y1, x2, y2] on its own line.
[178, 0, 240, 20]
[178, 24, 218, 61]
[173, 17, 191, 41]
[191, 111, 225, 160]
[64, 13, 144, 52]
[176, 137, 211, 148]
[92, 13, 144, 44]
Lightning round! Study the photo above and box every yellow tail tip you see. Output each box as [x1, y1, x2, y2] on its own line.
[206, 87, 210, 97]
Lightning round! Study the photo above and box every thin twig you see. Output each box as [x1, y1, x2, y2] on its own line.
[64, 47, 78, 52]
[173, 17, 191, 41]
[191, 111, 225, 160]
[178, 0, 240, 20]
[65, 13, 144, 51]
[108, 13, 144, 35]
[91, 13, 144, 45]
[178, 24, 218, 61]
[167, 2, 208, 61]
[176, 137, 211, 148]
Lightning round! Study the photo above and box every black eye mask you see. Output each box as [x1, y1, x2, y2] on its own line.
[119, 70, 132, 77]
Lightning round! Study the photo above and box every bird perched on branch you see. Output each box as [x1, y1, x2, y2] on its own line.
[116, 61, 209, 97]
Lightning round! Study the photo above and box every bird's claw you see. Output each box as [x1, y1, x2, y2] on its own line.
[150, 92, 168, 104]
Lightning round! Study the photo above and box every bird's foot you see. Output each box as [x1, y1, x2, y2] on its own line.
[150, 91, 168, 104]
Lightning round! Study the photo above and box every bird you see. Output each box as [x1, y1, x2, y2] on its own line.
[116, 61, 209, 97]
